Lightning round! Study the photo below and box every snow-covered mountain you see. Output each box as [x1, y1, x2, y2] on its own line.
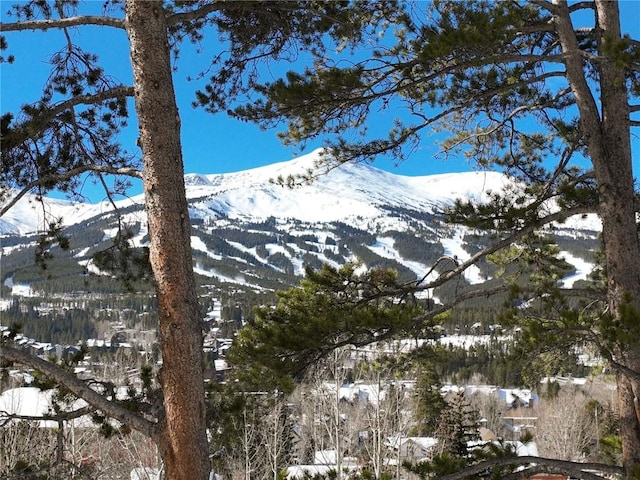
[0, 149, 602, 293]
[0, 149, 602, 234]
[183, 150, 512, 226]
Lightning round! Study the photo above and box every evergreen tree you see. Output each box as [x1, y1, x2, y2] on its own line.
[1, 2, 395, 478]
[231, 1, 640, 477]
[229, 263, 427, 390]
[413, 356, 449, 436]
[433, 391, 479, 458]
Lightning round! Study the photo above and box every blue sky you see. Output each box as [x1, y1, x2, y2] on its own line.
[0, 7, 456, 183]
[1, 1, 639, 202]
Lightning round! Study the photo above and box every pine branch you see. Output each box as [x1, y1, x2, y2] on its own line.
[434, 455, 623, 480]
[0, 345, 157, 438]
[3, 85, 135, 150]
[0, 164, 141, 217]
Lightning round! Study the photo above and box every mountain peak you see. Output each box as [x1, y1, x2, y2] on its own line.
[184, 174, 214, 187]
[1, 150, 602, 294]
[0, 150, 601, 234]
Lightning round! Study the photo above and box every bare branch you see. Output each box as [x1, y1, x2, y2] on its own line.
[3, 458, 95, 480]
[569, 1, 597, 13]
[0, 404, 95, 426]
[501, 464, 605, 480]
[599, 348, 640, 382]
[0, 15, 125, 32]
[435, 455, 623, 480]
[0, 164, 141, 217]
[552, 0, 603, 127]
[166, 3, 223, 25]
[530, 0, 559, 14]
[0, 346, 157, 438]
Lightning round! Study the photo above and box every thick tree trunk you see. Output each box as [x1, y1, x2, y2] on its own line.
[125, 1, 210, 479]
[594, 3, 640, 477]
[554, 1, 640, 477]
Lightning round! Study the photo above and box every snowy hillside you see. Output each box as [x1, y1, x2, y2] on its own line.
[186, 150, 512, 225]
[0, 195, 106, 236]
[0, 149, 601, 233]
[1, 149, 602, 293]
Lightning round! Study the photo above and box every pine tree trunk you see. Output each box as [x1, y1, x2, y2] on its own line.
[125, 1, 209, 479]
[554, 1, 640, 477]
[592, 3, 640, 477]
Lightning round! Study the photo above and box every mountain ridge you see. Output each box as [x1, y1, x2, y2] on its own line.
[1, 149, 600, 234]
[1, 149, 602, 295]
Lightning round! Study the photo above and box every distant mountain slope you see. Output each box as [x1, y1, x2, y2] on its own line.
[0, 149, 602, 295]
[185, 150, 515, 225]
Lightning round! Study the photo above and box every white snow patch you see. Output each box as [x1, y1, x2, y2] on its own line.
[102, 227, 119, 241]
[0, 387, 92, 428]
[367, 236, 442, 303]
[4, 277, 35, 297]
[265, 243, 289, 256]
[440, 227, 484, 284]
[559, 250, 593, 287]
[78, 259, 110, 276]
[75, 247, 91, 258]
[191, 236, 221, 259]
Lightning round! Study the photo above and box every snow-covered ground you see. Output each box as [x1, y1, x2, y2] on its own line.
[0, 387, 92, 428]
[440, 227, 484, 284]
[559, 250, 593, 287]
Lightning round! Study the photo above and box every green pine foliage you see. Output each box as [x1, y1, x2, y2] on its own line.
[433, 391, 480, 457]
[413, 360, 449, 436]
[408, 390, 519, 479]
[228, 263, 428, 390]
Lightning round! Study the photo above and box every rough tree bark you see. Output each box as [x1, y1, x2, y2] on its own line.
[125, 1, 209, 479]
[553, 1, 640, 477]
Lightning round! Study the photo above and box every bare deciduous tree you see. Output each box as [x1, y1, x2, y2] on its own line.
[535, 388, 598, 462]
[468, 390, 508, 440]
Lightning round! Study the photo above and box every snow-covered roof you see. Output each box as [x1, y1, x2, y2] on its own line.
[386, 436, 438, 451]
[286, 465, 335, 479]
[498, 388, 536, 407]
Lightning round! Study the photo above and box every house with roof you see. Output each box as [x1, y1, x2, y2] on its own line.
[384, 436, 439, 463]
[498, 388, 538, 409]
